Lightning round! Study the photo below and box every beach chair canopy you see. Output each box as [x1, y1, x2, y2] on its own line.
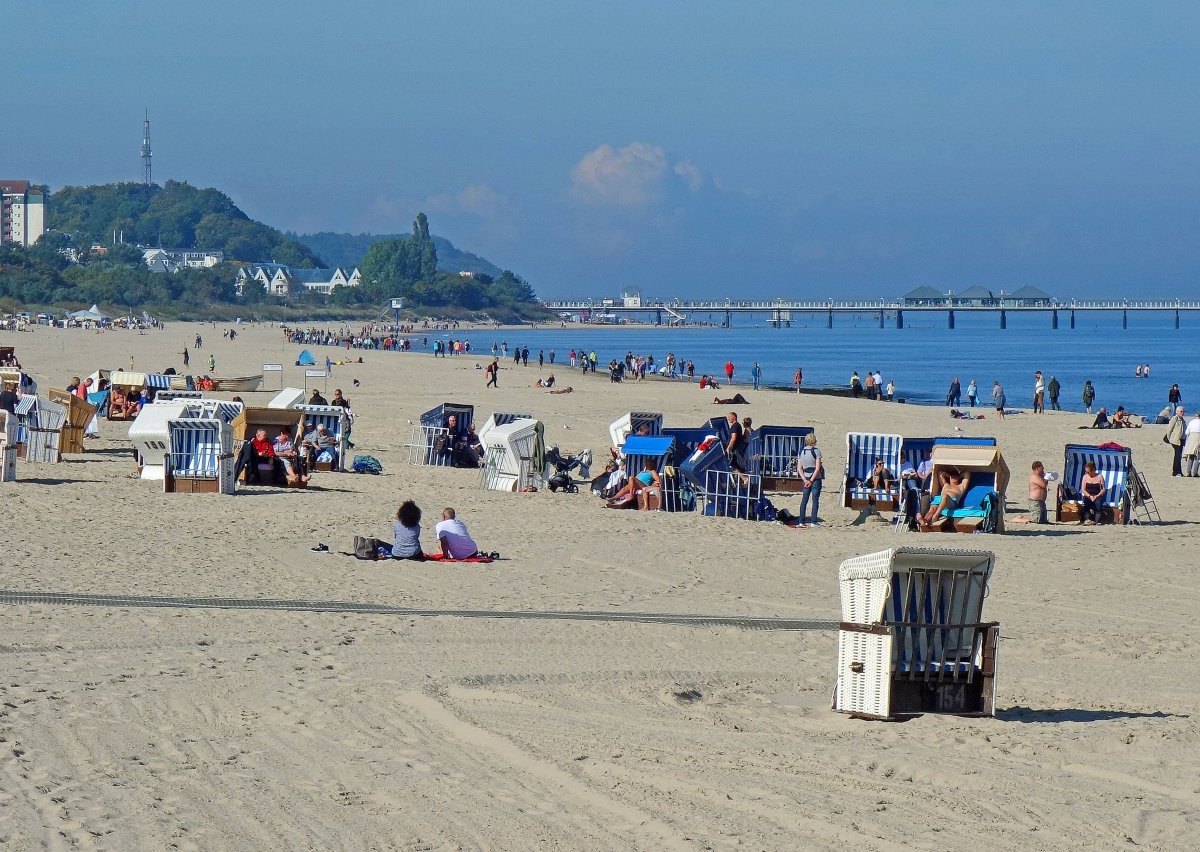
[1062, 444, 1131, 506]
[421, 403, 474, 430]
[230, 407, 305, 443]
[930, 443, 1010, 497]
[609, 412, 664, 449]
[661, 426, 721, 466]
[296, 349, 317, 366]
[679, 437, 730, 490]
[478, 412, 534, 445]
[108, 370, 171, 390]
[622, 435, 676, 476]
[267, 387, 307, 409]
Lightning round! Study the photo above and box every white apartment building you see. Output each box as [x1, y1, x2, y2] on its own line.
[143, 248, 225, 272]
[0, 180, 46, 247]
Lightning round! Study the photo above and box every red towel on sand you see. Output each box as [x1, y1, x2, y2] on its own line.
[422, 553, 494, 563]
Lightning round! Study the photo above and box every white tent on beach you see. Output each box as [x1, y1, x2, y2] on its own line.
[68, 304, 111, 322]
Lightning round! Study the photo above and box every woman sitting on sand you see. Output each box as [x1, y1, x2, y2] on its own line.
[918, 468, 969, 530]
[391, 500, 426, 560]
[605, 460, 662, 508]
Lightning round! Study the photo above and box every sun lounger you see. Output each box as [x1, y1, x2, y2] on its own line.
[834, 546, 999, 720]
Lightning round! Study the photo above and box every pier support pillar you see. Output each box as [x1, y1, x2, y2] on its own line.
[725, 309, 732, 328]
[1070, 310, 1075, 330]
[878, 309, 885, 329]
[896, 310, 904, 330]
[1176, 309, 1181, 330]
[827, 310, 833, 329]
[1000, 309, 1007, 330]
[655, 309, 662, 326]
[947, 309, 955, 330]
[1122, 309, 1128, 330]
[1052, 310, 1058, 330]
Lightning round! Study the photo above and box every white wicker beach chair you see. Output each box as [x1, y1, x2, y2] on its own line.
[165, 419, 235, 494]
[834, 547, 999, 720]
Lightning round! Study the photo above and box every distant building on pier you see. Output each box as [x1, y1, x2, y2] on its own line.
[901, 285, 950, 307]
[1001, 285, 1053, 307]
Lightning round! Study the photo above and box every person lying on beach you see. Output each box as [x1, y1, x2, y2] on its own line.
[712, 393, 749, 405]
[918, 469, 969, 530]
[547, 386, 573, 394]
[605, 460, 661, 508]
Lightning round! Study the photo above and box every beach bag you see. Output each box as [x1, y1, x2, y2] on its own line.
[352, 454, 383, 474]
[353, 535, 380, 560]
[754, 496, 777, 522]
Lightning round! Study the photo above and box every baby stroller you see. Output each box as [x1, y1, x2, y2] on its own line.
[545, 445, 583, 493]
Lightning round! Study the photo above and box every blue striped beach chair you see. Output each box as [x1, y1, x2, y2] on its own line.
[835, 547, 999, 720]
[165, 419, 235, 494]
[294, 403, 350, 471]
[748, 425, 816, 491]
[1056, 444, 1132, 525]
[843, 432, 903, 510]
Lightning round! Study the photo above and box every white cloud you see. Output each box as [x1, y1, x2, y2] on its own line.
[674, 159, 703, 192]
[570, 142, 669, 207]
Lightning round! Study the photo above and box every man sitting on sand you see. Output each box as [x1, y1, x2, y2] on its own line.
[1091, 407, 1111, 428]
[532, 373, 555, 388]
[436, 507, 482, 559]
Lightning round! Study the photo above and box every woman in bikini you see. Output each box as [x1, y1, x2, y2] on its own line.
[605, 460, 662, 508]
[918, 468, 969, 530]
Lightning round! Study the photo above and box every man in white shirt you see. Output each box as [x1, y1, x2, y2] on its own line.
[436, 507, 480, 559]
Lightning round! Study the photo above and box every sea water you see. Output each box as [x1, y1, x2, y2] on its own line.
[430, 310, 1199, 418]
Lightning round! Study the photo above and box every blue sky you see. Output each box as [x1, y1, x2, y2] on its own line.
[3, 1, 1198, 300]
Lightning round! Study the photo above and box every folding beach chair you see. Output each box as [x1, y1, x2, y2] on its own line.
[1127, 462, 1159, 525]
[834, 547, 999, 720]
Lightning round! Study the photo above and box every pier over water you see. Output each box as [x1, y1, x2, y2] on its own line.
[541, 299, 1200, 330]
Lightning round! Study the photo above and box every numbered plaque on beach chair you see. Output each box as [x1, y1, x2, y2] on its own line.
[834, 547, 999, 720]
[164, 419, 235, 494]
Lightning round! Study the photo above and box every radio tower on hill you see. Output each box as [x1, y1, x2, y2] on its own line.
[141, 111, 153, 185]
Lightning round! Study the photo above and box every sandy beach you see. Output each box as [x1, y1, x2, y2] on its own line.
[0, 321, 1197, 850]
